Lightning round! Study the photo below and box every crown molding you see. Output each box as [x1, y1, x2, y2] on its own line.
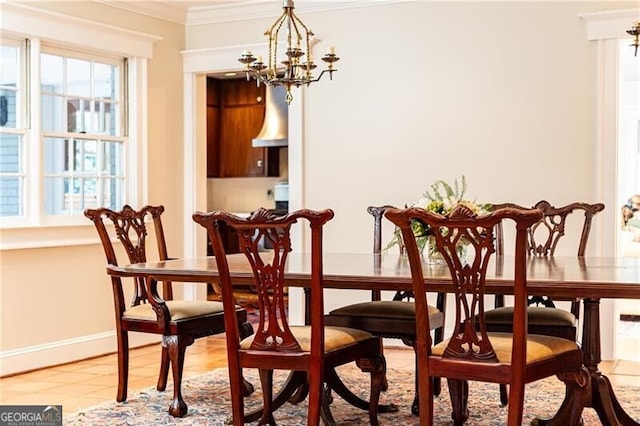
[187, 1, 408, 26]
[91, 1, 407, 26]
[1, 1, 161, 57]
[94, 0, 189, 25]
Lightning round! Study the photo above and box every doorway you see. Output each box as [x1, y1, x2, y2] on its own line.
[614, 38, 640, 362]
[182, 46, 307, 323]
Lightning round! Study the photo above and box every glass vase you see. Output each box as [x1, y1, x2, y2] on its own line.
[427, 239, 468, 265]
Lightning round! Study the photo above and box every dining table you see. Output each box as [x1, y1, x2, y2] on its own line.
[108, 252, 640, 425]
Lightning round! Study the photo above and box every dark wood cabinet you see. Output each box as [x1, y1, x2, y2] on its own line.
[206, 221, 240, 256]
[207, 77, 280, 178]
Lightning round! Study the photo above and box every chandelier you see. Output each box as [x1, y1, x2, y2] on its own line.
[628, 21, 640, 57]
[238, 0, 339, 104]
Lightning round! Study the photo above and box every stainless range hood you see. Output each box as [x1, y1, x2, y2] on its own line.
[252, 85, 288, 147]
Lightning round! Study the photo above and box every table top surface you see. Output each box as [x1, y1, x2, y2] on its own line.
[108, 253, 640, 299]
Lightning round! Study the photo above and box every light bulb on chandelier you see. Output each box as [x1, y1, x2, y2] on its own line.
[238, 0, 340, 104]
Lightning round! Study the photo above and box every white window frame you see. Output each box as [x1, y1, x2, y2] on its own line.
[0, 2, 160, 249]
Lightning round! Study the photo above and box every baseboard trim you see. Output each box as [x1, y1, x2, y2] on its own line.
[0, 331, 160, 377]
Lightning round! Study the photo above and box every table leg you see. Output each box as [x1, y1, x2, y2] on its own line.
[582, 298, 638, 426]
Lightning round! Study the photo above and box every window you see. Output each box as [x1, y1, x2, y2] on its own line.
[40, 51, 125, 215]
[0, 3, 158, 248]
[1, 43, 127, 217]
[0, 41, 24, 217]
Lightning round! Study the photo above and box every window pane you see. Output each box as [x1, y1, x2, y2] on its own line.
[41, 54, 64, 94]
[43, 137, 68, 174]
[82, 178, 97, 209]
[67, 98, 93, 133]
[67, 58, 90, 97]
[102, 177, 124, 209]
[94, 62, 116, 99]
[76, 139, 97, 172]
[0, 176, 22, 216]
[0, 89, 17, 128]
[102, 141, 123, 175]
[41, 94, 66, 132]
[0, 133, 22, 173]
[1, 45, 18, 86]
[0, 131, 23, 217]
[43, 176, 70, 215]
[96, 100, 118, 135]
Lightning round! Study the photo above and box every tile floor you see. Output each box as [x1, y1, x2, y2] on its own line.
[0, 334, 638, 419]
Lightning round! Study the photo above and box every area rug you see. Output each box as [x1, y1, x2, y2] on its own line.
[65, 366, 639, 425]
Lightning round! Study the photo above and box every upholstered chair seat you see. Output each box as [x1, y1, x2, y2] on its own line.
[240, 326, 374, 352]
[123, 301, 225, 321]
[483, 306, 576, 327]
[432, 332, 580, 364]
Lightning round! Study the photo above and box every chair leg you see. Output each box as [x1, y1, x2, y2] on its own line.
[410, 341, 440, 416]
[506, 379, 525, 425]
[238, 321, 256, 397]
[448, 379, 469, 426]
[257, 369, 277, 426]
[411, 351, 420, 416]
[157, 346, 170, 391]
[163, 335, 193, 418]
[432, 326, 444, 397]
[500, 383, 509, 406]
[306, 366, 324, 426]
[366, 353, 386, 426]
[378, 337, 389, 392]
[115, 329, 129, 402]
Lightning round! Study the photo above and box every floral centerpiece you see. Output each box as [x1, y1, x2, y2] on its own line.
[385, 176, 490, 261]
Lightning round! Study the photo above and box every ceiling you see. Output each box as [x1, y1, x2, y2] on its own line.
[97, 1, 391, 25]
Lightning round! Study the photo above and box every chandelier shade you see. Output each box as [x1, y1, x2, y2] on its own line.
[238, 0, 339, 104]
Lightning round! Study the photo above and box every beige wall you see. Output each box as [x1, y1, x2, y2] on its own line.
[0, 2, 186, 374]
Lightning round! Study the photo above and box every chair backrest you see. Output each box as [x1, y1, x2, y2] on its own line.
[84, 204, 173, 306]
[368, 205, 398, 301]
[491, 200, 604, 312]
[368, 205, 396, 255]
[384, 205, 542, 361]
[193, 208, 334, 358]
[491, 200, 605, 257]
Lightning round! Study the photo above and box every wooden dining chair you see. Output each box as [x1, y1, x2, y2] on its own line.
[484, 200, 604, 404]
[85, 204, 254, 417]
[193, 208, 389, 426]
[385, 204, 589, 426]
[324, 205, 445, 415]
